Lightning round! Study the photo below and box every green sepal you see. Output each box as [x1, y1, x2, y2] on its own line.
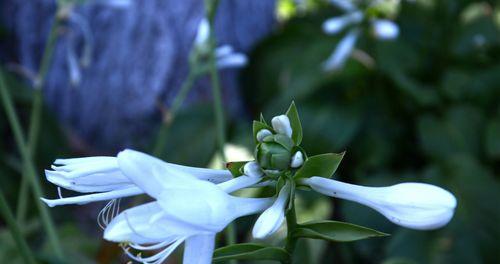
[213, 243, 290, 262]
[294, 220, 388, 242]
[253, 120, 273, 144]
[273, 134, 294, 151]
[294, 152, 345, 179]
[225, 161, 251, 177]
[259, 113, 268, 125]
[286, 101, 303, 145]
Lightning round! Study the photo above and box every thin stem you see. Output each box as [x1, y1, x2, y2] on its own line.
[0, 71, 64, 259]
[16, 176, 29, 221]
[284, 181, 298, 263]
[0, 189, 37, 264]
[153, 70, 198, 157]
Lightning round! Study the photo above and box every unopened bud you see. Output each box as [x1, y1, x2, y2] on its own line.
[290, 151, 304, 168]
[271, 115, 292, 138]
[243, 161, 263, 178]
[256, 129, 273, 142]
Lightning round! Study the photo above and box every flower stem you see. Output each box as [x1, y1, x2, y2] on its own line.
[0, 72, 64, 259]
[0, 190, 37, 264]
[153, 70, 198, 157]
[284, 180, 298, 263]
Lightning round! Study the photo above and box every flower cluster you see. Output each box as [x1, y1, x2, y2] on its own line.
[323, 0, 400, 71]
[42, 102, 456, 263]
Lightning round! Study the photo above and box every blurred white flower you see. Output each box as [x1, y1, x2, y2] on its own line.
[303, 177, 457, 230]
[252, 182, 290, 239]
[323, 0, 400, 71]
[372, 19, 399, 40]
[271, 115, 293, 138]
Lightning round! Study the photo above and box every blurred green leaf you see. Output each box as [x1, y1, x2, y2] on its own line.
[294, 220, 388, 242]
[213, 243, 290, 262]
[485, 119, 500, 159]
[225, 161, 250, 177]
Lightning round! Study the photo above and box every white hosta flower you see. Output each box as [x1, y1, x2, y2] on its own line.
[42, 149, 233, 207]
[252, 182, 290, 239]
[322, 11, 363, 35]
[256, 129, 273, 142]
[290, 151, 304, 168]
[323, 29, 359, 71]
[243, 161, 264, 178]
[271, 115, 293, 138]
[372, 19, 399, 40]
[303, 177, 457, 230]
[215, 45, 248, 69]
[105, 150, 273, 264]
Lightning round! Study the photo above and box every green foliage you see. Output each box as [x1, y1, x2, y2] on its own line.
[294, 153, 344, 179]
[225, 161, 250, 177]
[286, 101, 303, 145]
[213, 243, 290, 262]
[294, 220, 388, 242]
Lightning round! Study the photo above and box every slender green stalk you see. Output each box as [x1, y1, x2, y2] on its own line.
[0, 72, 64, 259]
[16, 177, 29, 221]
[284, 181, 298, 263]
[153, 70, 198, 157]
[0, 190, 37, 264]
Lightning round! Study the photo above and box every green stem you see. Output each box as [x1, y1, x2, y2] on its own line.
[16, 176, 29, 221]
[0, 190, 37, 264]
[284, 181, 298, 264]
[153, 70, 198, 157]
[0, 71, 64, 259]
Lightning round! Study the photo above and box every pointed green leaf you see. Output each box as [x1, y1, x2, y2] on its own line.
[253, 120, 273, 144]
[213, 243, 290, 262]
[259, 113, 268, 125]
[294, 220, 388, 242]
[225, 161, 251, 177]
[294, 152, 345, 179]
[285, 101, 303, 145]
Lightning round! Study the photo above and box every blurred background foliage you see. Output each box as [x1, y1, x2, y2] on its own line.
[1, 0, 499, 263]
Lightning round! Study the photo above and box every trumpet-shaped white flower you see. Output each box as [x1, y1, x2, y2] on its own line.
[252, 182, 290, 239]
[104, 149, 273, 264]
[323, 0, 399, 71]
[303, 177, 457, 230]
[271, 115, 293, 138]
[42, 150, 233, 207]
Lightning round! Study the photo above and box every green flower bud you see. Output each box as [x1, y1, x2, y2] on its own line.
[254, 134, 294, 171]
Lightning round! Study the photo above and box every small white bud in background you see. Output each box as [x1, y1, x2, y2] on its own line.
[322, 11, 363, 35]
[243, 162, 264, 178]
[271, 115, 292, 138]
[256, 129, 273, 142]
[290, 151, 304, 168]
[194, 18, 210, 46]
[372, 19, 399, 40]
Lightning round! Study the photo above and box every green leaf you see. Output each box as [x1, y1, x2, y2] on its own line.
[294, 152, 345, 179]
[259, 113, 268, 125]
[485, 119, 500, 159]
[294, 220, 388, 242]
[253, 120, 273, 144]
[286, 101, 303, 145]
[213, 243, 290, 262]
[225, 161, 251, 177]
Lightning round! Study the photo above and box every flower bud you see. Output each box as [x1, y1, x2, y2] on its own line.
[271, 115, 292, 138]
[372, 19, 399, 40]
[255, 134, 294, 171]
[290, 151, 304, 168]
[256, 129, 273, 142]
[243, 162, 264, 178]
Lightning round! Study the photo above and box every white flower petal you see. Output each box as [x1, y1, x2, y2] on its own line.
[372, 19, 399, 40]
[183, 234, 216, 264]
[41, 186, 143, 207]
[215, 45, 234, 58]
[252, 183, 290, 239]
[271, 115, 292, 138]
[104, 202, 198, 244]
[243, 161, 264, 178]
[322, 11, 363, 35]
[195, 18, 210, 46]
[217, 175, 262, 193]
[323, 29, 359, 71]
[216, 53, 248, 69]
[304, 177, 457, 230]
